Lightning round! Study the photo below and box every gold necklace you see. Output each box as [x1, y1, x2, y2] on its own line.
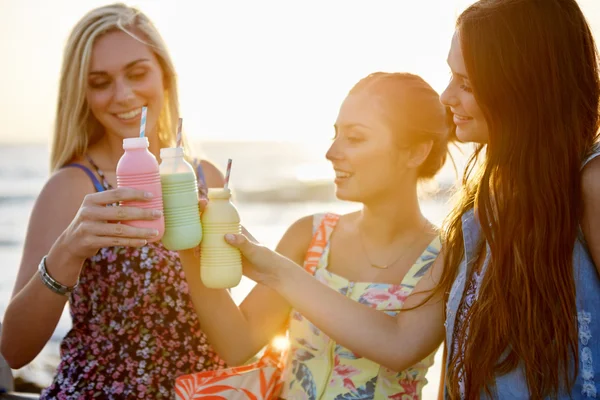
[358, 220, 427, 269]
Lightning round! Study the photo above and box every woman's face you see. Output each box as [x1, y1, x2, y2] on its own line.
[86, 29, 165, 141]
[326, 90, 415, 203]
[440, 32, 489, 144]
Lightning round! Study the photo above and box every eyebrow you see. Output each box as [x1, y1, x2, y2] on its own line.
[455, 71, 469, 80]
[447, 62, 470, 81]
[89, 58, 150, 75]
[334, 123, 371, 131]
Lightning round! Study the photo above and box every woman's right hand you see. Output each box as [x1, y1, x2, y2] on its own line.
[224, 233, 295, 286]
[53, 187, 162, 265]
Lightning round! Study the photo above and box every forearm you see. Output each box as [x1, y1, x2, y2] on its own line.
[179, 250, 266, 365]
[1, 274, 70, 368]
[1, 244, 84, 368]
[271, 261, 443, 371]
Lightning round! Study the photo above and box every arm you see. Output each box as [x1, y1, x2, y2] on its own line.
[225, 233, 446, 372]
[581, 156, 600, 277]
[0, 170, 159, 368]
[438, 345, 447, 399]
[199, 160, 225, 189]
[179, 215, 314, 366]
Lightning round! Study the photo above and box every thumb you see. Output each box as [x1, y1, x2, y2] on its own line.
[225, 233, 250, 250]
[225, 233, 260, 261]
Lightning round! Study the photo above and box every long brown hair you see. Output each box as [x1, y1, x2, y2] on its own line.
[439, 0, 600, 398]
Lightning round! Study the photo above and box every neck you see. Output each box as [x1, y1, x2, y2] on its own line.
[358, 181, 427, 245]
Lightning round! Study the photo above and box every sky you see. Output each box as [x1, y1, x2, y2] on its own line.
[1, 0, 600, 144]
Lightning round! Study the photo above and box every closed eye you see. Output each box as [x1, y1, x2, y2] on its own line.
[89, 79, 111, 90]
[128, 69, 147, 81]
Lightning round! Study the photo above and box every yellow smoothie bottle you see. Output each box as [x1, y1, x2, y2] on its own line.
[200, 188, 242, 288]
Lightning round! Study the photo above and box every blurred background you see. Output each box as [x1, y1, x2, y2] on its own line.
[1, 0, 599, 396]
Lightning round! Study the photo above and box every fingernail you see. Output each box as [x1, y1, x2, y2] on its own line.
[152, 210, 163, 218]
[150, 229, 159, 237]
[144, 192, 154, 198]
[225, 234, 236, 242]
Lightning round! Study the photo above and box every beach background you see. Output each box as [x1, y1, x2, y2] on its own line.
[1, 0, 600, 398]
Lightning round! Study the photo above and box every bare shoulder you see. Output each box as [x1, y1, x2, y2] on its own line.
[276, 215, 317, 265]
[404, 246, 447, 309]
[14, 167, 96, 296]
[200, 159, 225, 188]
[582, 155, 600, 199]
[36, 167, 95, 214]
[28, 167, 94, 242]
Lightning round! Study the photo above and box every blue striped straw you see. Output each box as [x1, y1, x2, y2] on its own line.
[139, 106, 148, 138]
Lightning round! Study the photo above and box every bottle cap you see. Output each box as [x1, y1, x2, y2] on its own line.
[123, 137, 150, 150]
[207, 188, 232, 199]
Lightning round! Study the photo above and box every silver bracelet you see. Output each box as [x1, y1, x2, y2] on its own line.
[38, 256, 78, 296]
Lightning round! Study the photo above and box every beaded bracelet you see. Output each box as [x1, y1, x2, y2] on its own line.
[38, 256, 78, 296]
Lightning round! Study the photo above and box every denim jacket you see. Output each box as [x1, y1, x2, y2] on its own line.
[444, 147, 600, 399]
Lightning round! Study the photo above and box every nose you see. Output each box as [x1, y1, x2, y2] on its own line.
[325, 138, 344, 162]
[440, 83, 458, 108]
[114, 78, 135, 104]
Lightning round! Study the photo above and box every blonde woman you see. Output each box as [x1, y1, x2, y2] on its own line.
[0, 4, 225, 398]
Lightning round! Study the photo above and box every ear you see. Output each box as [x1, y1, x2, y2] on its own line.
[406, 140, 433, 170]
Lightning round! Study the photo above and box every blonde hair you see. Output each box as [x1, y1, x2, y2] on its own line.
[50, 3, 189, 172]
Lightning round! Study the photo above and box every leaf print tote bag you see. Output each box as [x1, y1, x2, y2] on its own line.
[175, 344, 286, 400]
[175, 213, 339, 399]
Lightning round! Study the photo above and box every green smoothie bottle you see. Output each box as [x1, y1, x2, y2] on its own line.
[159, 147, 202, 251]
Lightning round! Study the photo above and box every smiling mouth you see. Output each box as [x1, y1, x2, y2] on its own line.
[454, 114, 471, 120]
[334, 170, 353, 179]
[115, 108, 143, 120]
[453, 112, 474, 126]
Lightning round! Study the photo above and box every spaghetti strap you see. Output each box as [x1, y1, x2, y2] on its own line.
[193, 158, 208, 198]
[303, 213, 340, 275]
[63, 163, 106, 193]
[398, 236, 442, 293]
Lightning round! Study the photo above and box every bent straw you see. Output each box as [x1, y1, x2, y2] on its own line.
[172, 118, 184, 173]
[176, 118, 183, 147]
[224, 159, 232, 189]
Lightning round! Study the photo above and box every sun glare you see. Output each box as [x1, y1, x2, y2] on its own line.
[271, 335, 290, 352]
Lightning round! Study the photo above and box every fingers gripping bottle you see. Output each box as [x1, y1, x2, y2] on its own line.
[158, 147, 203, 251]
[116, 137, 164, 242]
[200, 188, 242, 288]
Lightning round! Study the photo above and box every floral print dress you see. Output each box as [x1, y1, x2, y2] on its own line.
[41, 159, 225, 399]
[280, 213, 441, 400]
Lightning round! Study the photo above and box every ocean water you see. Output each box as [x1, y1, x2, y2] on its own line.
[0, 141, 452, 398]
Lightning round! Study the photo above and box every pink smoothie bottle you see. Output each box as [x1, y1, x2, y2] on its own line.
[116, 137, 165, 242]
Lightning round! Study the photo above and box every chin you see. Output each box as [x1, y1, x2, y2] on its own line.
[455, 126, 488, 144]
[115, 129, 141, 140]
[334, 188, 363, 203]
[106, 123, 159, 141]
